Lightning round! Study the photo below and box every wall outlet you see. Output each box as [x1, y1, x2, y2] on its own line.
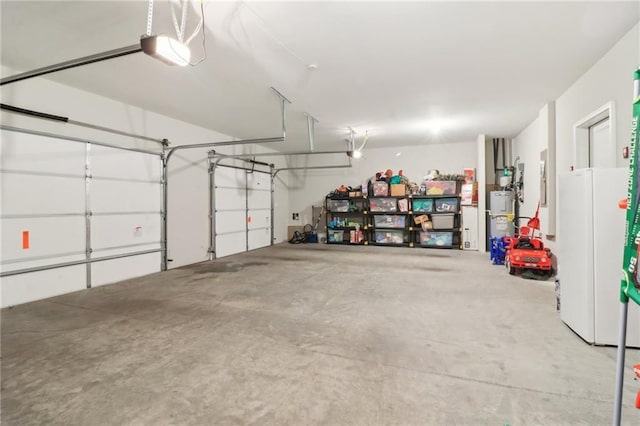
[292, 213, 299, 220]
[134, 226, 142, 237]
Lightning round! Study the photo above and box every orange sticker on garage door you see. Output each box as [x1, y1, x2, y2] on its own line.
[22, 231, 29, 249]
[247, 216, 252, 223]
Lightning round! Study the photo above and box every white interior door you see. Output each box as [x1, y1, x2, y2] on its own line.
[589, 118, 610, 168]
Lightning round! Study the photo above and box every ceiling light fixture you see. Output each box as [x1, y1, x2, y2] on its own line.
[141, 35, 191, 66]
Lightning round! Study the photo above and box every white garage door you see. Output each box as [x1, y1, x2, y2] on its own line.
[212, 164, 272, 258]
[0, 128, 162, 307]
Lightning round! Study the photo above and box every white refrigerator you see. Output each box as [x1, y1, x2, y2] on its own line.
[558, 168, 640, 347]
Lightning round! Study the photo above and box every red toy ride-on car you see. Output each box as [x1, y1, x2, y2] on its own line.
[504, 203, 554, 279]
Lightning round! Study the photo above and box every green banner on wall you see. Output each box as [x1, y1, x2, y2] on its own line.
[620, 68, 640, 306]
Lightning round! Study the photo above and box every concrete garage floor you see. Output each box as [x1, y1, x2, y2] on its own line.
[2, 244, 639, 425]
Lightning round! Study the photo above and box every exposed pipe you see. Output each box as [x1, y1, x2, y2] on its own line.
[1, 44, 142, 86]
[1, 103, 168, 145]
[502, 137, 507, 169]
[492, 138, 499, 186]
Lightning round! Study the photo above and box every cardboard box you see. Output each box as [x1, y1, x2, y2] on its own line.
[461, 182, 478, 206]
[421, 221, 433, 231]
[463, 168, 476, 183]
[414, 214, 429, 224]
[390, 183, 406, 196]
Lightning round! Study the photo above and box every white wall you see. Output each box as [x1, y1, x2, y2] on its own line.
[513, 103, 556, 251]
[287, 141, 477, 228]
[513, 22, 639, 262]
[556, 23, 639, 173]
[513, 116, 541, 220]
[1, 66, 289, 305]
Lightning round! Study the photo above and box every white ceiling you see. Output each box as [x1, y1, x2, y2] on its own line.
[1, 1, 638, 150]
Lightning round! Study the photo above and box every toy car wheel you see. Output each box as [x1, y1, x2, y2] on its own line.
[506, 258, 516, 275]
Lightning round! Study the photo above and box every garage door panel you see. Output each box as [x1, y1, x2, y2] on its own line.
[215, 211, 245, 233]
[247, 190, 270, 210]
[90, 180, 160, 213]
[212, 167, 272, 258]
[215, 167, 246, 188]
[215, 187, 245, 210]
[247, 172, 270, 190]
[1, 265, 87, 308]
[91, 214, 160, 251]
[1, 253, 86, 274]
[91, 252, 160, 287]
[248, 228, 270, 250]
[1, 128, 164, 306]
[215, 233, 246, 258]
[247, 210, 270, 231]
[91, 146, 161, 181]
[1, 174, 85, 215]
[0, 130, 85, 174]
[1, 216, 86, 263]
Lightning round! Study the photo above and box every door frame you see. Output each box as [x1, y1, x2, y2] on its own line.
[573, 102, 616, 169]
